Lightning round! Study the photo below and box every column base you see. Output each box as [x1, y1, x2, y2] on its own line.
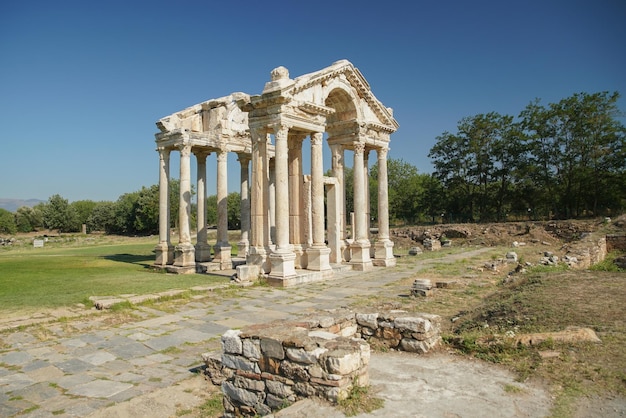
[342, 239, 353, 263]
[349, 241, 373, 271]
[269, 250, 297, 279]
[195, 243, 212, 262]
[237, 240, 249, 258]
[246, 246, 270, 274]
[373, 239, 396, 267]
[213, 243, 232, 269]
[293, 244, 306, 269]
[306, 245, 332, 272]
[154, 242, 174, 266]
[174, 243, 196, 267]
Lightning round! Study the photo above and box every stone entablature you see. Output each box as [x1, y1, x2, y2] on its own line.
[153, 61, 398, 283]
[205, 309, 441, 416]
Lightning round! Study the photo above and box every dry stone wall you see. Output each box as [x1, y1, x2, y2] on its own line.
[208, 309, 441, 417]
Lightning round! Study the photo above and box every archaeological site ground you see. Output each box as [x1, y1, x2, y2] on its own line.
[1, 216, 625, 417]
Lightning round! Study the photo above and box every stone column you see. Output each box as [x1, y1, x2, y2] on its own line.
[306, 132, 331, 272]
[174, 144, 196, 270]
[213, 149, 232, 269]
[155, 147, 174, 266]
[268, 158, 276, 246]
[373, 146, 395, 266]
[237, 154, 250, 258]
[289, 134, 306, 268]
[327, 144, 347, 263]
[269, 125, 296, 280]
[195, 151, 211, 262]
[243, 130, 270, 274]
[330, 143, 350, 262]
[364, 148, 371, 239]
[350, 142, 372, 271]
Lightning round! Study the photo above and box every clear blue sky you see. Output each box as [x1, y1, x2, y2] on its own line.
[1, 0, 624, 202]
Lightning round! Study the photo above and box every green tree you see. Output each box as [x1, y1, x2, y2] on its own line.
[369, 158, 427, 224]
[205, 192, 241, 230]
[70, 200, 97, 229]
[0, 208, 17, 234]
[520, 91, 626, 218]
[14, 206, 43, 232]
[42, 194, 80, 232]
[86, 202, 116, 233]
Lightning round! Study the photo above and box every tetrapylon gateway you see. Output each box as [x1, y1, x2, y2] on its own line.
[153, 60, 399, 286]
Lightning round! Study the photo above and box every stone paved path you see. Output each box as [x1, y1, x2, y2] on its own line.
[0, 249, 492, 417]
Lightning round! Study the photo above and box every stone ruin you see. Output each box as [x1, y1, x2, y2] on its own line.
[152, 60, 399, 286]
[203, 309, 441, 416]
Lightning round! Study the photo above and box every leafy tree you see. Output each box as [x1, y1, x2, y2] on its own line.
[0, 208, 17, 234]
[42, 194, 80, 232]
[86, 202, 116, 233]
[14, 206, 44, 232]
[369, 158, 428, 224]
[520, 91, 626, 218]
[70, 200, 97, 228]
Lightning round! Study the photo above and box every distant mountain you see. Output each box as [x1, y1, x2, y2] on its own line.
[0, 198, 45, 212]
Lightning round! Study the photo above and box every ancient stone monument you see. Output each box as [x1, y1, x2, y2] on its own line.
[153, 60, 399, 285]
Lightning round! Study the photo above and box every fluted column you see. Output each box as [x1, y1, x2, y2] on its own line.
[269, 125, 296, 280]
[245, 130, 270, 273]
[289, 134, 306, 267]
[174, 143, 195, 269]
[364, 148, 371, 238]
[350, 141, 372, 271]
[155, 147, 173, 266]
[329, 144, 345, 263]
[213, 149, 232, 268]
[195, 151, 211, 261]
[273, 126, 290, 251]
[268, 158, 276, 246]
[306, 132, 331, 272]
[373, 146, 395, 266]
[237, 154, 250, 258]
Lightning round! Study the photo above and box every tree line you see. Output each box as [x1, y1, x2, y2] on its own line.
[0, 181, 241, 236]
[0, 91, 623, 235]
[428, 91, 625, 222]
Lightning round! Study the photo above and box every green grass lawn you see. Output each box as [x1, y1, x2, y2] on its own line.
[0, 236, 227, 312]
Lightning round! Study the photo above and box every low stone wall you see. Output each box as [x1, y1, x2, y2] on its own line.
[207, 309, 441, 417]
[606, 234, 626, 252]
[564, 236, 607, 269]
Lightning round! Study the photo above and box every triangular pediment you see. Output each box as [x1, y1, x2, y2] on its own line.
[287, 60, 399, 133]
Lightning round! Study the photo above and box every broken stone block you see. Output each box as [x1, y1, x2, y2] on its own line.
[505, 251, 518, 263]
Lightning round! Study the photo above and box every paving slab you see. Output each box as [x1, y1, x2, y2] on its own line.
[0, 350, 34, 366]
[107, 341, 154, 359]
[55, 358, 94, 374]
[68, 379, 133, 398]
[24, 365, 65, 382]
[0, 373, 36, 391]
[80, 351, 117, 366]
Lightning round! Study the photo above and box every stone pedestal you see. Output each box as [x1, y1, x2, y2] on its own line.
[350, 241, 373, 271]
[306, 246, 332, 272]
[174, 242, 196, 268]
[293, 244, 306, 269]
[195, 243, 212, 262]
[237, 240, 249, 258]
[154, 243, 174, 266]
[269, 251, 297, 280]
[247, 246, 270, 274]
[213, 244, 232, 269]
[373, 240, 395, 267]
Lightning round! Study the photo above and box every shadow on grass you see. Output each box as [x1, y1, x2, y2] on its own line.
[104, 253, 155, 268]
